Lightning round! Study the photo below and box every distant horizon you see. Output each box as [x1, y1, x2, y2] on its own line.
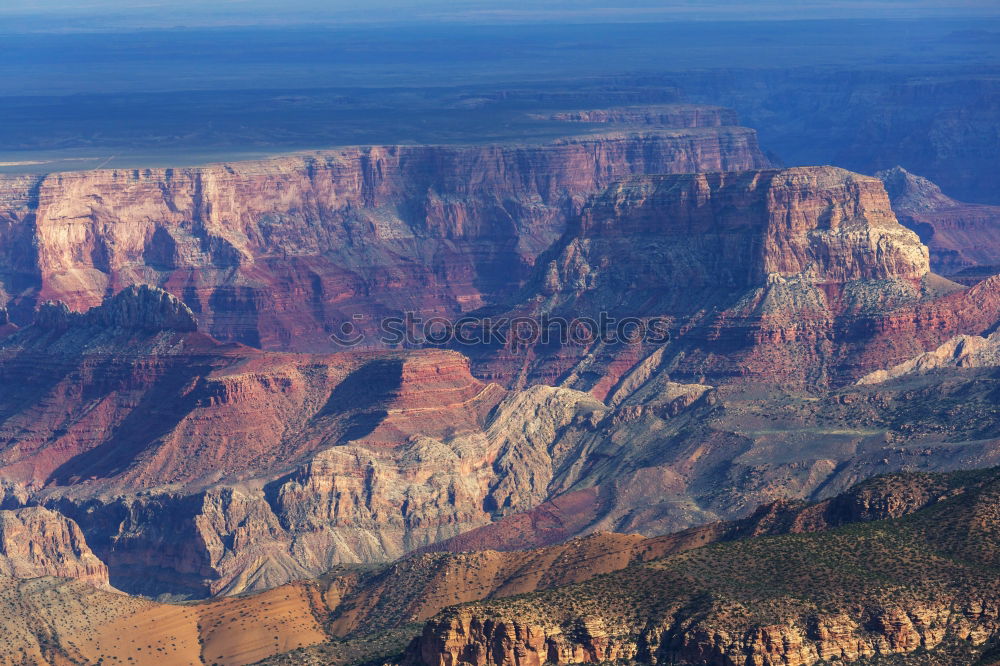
[3, 0, 1000, 31]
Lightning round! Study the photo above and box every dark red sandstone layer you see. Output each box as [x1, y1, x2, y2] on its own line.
[0, 127, 769, 349]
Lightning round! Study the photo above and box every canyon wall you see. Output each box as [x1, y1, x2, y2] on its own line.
[0, 507, 108, 588]
[4, 284, 1000, 598]
[0, 124, 769, 349]
[3, 164, 1000, 597]
[470, 166, 1000, 392]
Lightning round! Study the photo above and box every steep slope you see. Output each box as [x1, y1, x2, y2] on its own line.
[468, 166, 998, 393]
[878, 166, 1000, 282]
[419, 362, 1000, 553]
[0, 124, 769, 348]
[0, 507, 108, 588]
[0, 284, 498, 489]
[319, 468, 976, 639]
[0, 287, 603, 596]
[407, 466, 1000, 666]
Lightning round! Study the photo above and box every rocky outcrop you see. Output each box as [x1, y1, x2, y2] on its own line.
[32, 284, 197, 332]
[0, 507, 108, 587]
[411, 601, 998, 666]
[0, 128, 769, 349]
[878, 166, 1000, 281]
[858, 331, 1000, 384]
[469, 166, 1000, 393]
[85, 284, 198, 331]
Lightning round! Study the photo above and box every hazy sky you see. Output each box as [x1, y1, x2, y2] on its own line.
[3, 0, 1000, 28]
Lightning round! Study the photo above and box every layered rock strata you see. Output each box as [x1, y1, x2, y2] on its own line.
[469, 166, 999, 392]
[858, 331, 1000, 384]
[5, 282, 1000, 597]
[0, 506, 108, 587]
[406, 468, 1000, 666]
[0, 126, 769, 348]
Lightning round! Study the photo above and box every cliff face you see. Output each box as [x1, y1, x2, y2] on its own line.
[0, 285, 497, 489]
[878, 166, 1000, 282]
[412, 602, 999, 666]
[0, 507, 108, 588]
[0, 127, 769, 349]
[0, 289, 610, 596]
[471, 166, 999, 392]
[323, 469, 972, 639]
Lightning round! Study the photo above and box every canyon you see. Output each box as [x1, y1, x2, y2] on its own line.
[468, 166, 1000, 392]
[1, 127, 1000, 605]
[1, 264, 1000, 602]
[0, 99, 998, 666]
[878, 165, 1000, 283]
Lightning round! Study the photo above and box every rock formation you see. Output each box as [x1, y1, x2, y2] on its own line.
[0, 507, 108, 587]
[3, 145, 1000, 615]
[0, 467, 989, 666]
[0, 288, 606, 596]
[878, 165, 1000, 281]
[0, 125, 769, 348]
[858, 331, 1000, 384]
[469, 166, 1000, 392]
[3, 281, 1000, 598]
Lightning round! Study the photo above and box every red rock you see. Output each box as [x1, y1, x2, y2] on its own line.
[469, 166, 1000, 392]
[0, 127, 769, 350]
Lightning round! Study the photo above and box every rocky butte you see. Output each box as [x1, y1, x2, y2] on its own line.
[469, 166, 1000, 393]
